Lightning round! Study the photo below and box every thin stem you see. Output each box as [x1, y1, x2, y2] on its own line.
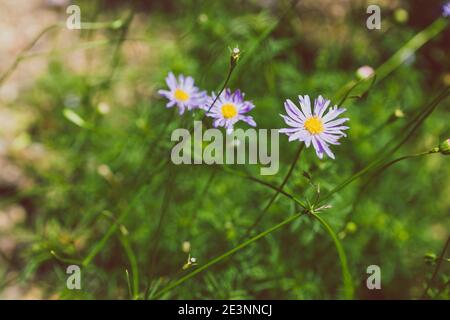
[0, 24, 58, 85]
[131, 107, 177, 183]
[119, 234, 139, 299]
[191, 169, 217, 221]
[220, 166, 307, 209]
[201, 63, 236, 121]
[421, 236, 450, 299]
[309, 211, 354, 299]
[82, 185, 150, 267]
[148, 170, 177, 278]
[152, 211, 306, 299]
[334, 18, 448, 102]
[242, 144, 304, 239]
[234, 0, 300, 78]
[321, 87, 449, 203]
[340, 149, 439, 232]
[0, 15, 137, 85]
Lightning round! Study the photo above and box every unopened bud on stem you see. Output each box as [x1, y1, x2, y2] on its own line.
[230, 46, 241, 68]
[438, 138, 450, 155]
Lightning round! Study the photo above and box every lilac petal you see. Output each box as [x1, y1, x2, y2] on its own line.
[166, 72, 177, 89]
[322, 107, 346, 123]
[328, 125, 349, 131]
[280, 114, 302, 128]
[184, 76, 194, 89]
[314, 96, 324, 115]
[158, 89, 171, 98]
[311, 137, 324, 159]
[239, 101, 255, 113]
[177, 75, 185, 88]
[299, 95, 312, 117]
[279, 127, 301, 134]
[225, 88, 231, 100]
[325, 129, 347, 137]
[233, 89, 243, 103]
[288, 130, 309, 142]
[240, 115, 257, 127]
[314, 95, 331, 117]
[304, 135, 312, 147]
[285, 99, 305, 121]
[316, 137, 335, 159]
[319, 133, 341, 145]
[324, 117, 349, 127]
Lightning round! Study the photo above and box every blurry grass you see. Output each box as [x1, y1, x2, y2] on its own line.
[0, 0, 449, 300]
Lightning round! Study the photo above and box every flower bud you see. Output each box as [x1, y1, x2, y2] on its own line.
[356, 65, 374, 80]
[438, 138, 450, 155]
[230, 47, 241, 68]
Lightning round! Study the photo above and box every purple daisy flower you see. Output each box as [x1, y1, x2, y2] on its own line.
[443, 2, 450, 17]
[279, 95, 349, 160]
[158, 72, 207, 115]
[204, 89, 257, 134]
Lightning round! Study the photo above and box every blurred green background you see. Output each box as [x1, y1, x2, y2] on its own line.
[0, 0, 449, 299]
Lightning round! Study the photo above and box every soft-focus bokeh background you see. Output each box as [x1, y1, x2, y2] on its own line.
[0, 0, 449, 299]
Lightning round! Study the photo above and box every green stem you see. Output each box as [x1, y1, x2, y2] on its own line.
[309, 212, 354, 299]
[119, 234, 139, 299]
[340, 149, 439, 232]
[201, 62, 236, 119]
[334, 18, 448, 102]
[220, 166, 307, 209]
[152, 211, 306, 299]
[322, 87, 449, 203]
[148, 170, 177, 276]
[0, 24, 58, 85]
[82, 185, 150, 267]
[242, 144, 304, 239]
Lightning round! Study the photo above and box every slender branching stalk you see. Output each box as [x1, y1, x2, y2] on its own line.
[150, 88, 449, 298]
[152, 210, 307, 299]
[321, 87, 449, 204]
[309, 211, 354, 299]
[340, 148, 440, 232]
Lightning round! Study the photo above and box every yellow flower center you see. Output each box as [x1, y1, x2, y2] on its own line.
[221, 103, 238, 119]
[174, 88, 189, 102]
[304, 116, 324, 135]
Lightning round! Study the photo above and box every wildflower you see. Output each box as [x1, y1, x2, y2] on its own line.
[443, 2, 450, 17]
[279, 95, 349, 159]
[204, 89, 256, 134]
[158, 72, 206, 115]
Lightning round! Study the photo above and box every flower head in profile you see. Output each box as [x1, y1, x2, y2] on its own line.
[279, 95, 349, 159]
[204, 89, 256, 134]
[158, 72, 206, 115]
[443, 2, 450, 17]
